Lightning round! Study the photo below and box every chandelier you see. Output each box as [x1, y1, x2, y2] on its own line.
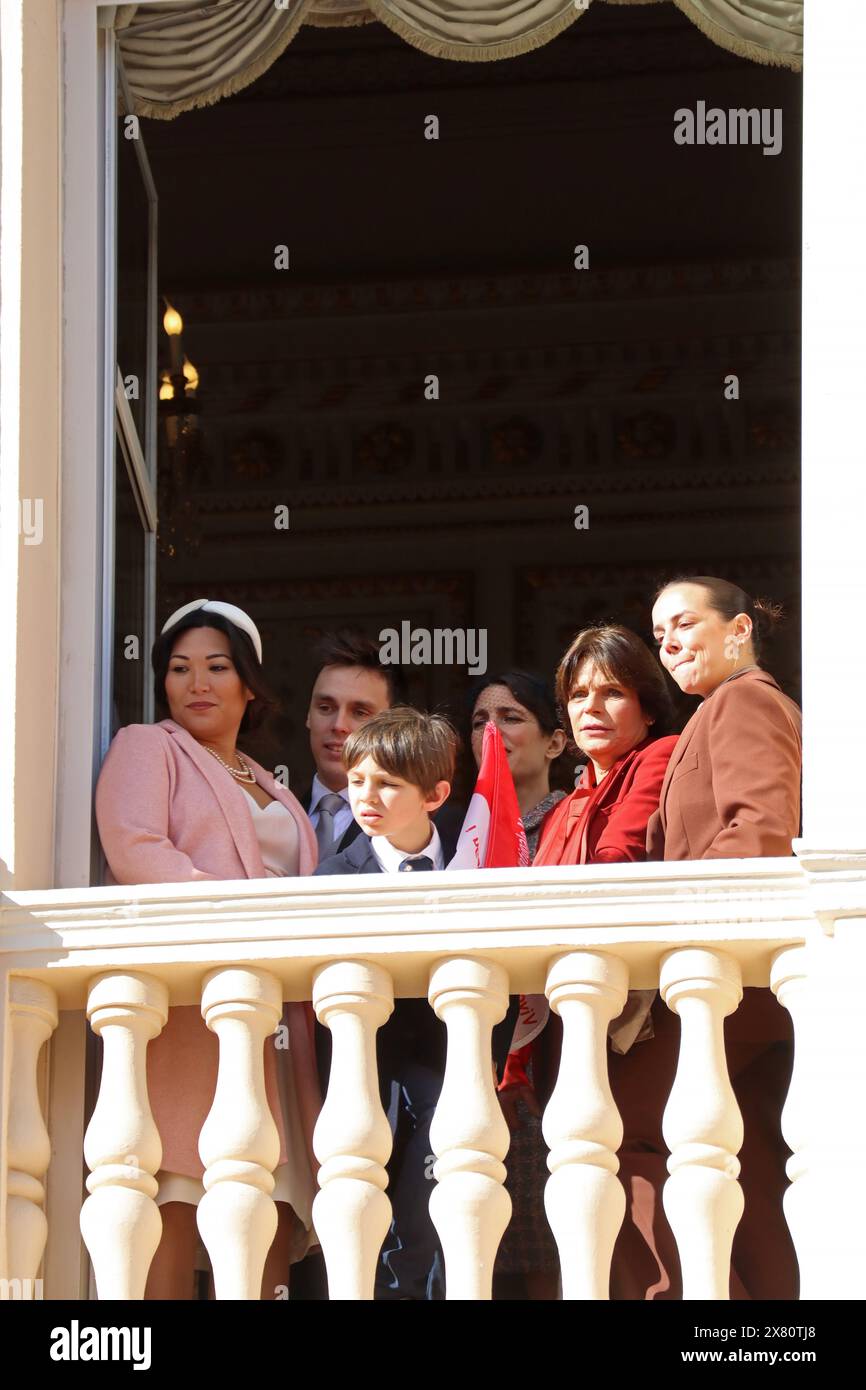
[157, 299, 204, 560]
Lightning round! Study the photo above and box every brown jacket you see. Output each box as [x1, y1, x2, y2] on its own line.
[646, 665, 802, 861]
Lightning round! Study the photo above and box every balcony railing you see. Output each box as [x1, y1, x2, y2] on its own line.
[1, 856, 862, 1300]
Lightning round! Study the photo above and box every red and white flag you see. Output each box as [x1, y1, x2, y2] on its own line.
[447, 720, 529, 870]
[447, 721, 549, 1051]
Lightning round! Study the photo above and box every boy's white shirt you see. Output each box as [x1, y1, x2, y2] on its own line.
[370, 821, 444, 872]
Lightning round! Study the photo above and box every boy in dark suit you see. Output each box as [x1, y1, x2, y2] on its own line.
[314, 706, 516, 1299]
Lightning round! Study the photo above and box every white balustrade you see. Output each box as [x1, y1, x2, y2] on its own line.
[771, 944, 822, 1298]
[312, 960, 394, 1300]
[79, 971, 168, 1299]
[6, 978, 58, 1291]
[4, 860, 859, 1301]
[197, 967, 282, 1300]
[660, 948, 744, 1300]
[428, 956, 511, 1300]
[542, 950, 629, 1300]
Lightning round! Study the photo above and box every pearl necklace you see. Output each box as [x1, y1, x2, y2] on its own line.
[202, 743, 257, 784]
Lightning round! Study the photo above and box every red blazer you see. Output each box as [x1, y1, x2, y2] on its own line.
[534, 735, 679, 867]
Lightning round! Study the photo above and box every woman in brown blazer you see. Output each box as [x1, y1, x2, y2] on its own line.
[635, 574, 802, 1300]
[648, 576, 801, 859]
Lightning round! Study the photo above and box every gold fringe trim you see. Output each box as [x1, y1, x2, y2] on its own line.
[125, 0, 801, 119]
[304, 10, 379, 26]
[124, 2, 317, 120]
[364, 0, 587, 64]
[325, 1, 801, 69]
[672, 1, 802, 73]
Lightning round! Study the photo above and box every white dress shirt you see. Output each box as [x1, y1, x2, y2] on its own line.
[370, 822, 444, 873]
[308, 774, 354, 846]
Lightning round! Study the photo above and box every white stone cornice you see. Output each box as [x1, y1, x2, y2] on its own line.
[792, 844, 866, 934]
[0, 859, 822, 1006]
[793, 845, 866, 874]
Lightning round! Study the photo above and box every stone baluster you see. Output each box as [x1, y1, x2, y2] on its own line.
[770, 944, 823, 1297]
[542, 951, 628, 1300]
[428, 957, 510, 1300]
[197, 968, 283, 1300]
[80, 972, 168, 1299]
[6, 978, 58, 1292]
[312, 960, 394, 1300]
[773, 930, 866, 1299]
[660, 948, 744, 1300]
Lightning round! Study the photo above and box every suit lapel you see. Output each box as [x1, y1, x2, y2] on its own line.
[244, 751, 296, 814]
[655, 706, 704, 829]
[338, 818, 363, 854]
[243, 752, 320, 877]
[656, 667, 768, 824]
[343, 833, 381, 873]
[159, 719, 265, 878]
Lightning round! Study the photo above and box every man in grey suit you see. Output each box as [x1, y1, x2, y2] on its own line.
[301, 629, 408, 857]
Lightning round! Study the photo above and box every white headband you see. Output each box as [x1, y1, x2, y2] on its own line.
[160, 599, 263, 663]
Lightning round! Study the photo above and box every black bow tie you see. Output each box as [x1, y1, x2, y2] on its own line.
[398, 855, 435, 872]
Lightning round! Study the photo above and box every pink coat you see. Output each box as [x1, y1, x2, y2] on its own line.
[95, 718, 321, 1181]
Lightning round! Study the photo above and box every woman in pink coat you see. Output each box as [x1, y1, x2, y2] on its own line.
[95, 598, 320, 1299]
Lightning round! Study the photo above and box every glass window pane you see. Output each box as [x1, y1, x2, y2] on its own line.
[116, 107, 150, 447]
[112, 434, 146, 732]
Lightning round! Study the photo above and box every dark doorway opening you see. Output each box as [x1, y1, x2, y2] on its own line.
[135, 2, 802, 798]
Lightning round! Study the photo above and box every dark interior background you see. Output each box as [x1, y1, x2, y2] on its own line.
[128, 2, 802, 797]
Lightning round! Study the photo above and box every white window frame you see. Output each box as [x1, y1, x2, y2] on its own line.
[109, 51, 158, 741]
[57, 1, 165, 885]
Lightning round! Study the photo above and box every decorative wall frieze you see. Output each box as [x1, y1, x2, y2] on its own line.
[177, 258, 800, 327]
[515, 555, 802, 704]
[180, 455, 799, 518]
[162, 569, 471, 612]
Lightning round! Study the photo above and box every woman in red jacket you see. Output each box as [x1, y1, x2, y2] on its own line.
[534, 624, 678, 870]
[517, 626, 677, 1296]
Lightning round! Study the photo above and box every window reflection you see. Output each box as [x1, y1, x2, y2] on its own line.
[112, 436, 146, 733]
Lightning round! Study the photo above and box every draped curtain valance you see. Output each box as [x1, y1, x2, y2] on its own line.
[115, 0, 802, 120]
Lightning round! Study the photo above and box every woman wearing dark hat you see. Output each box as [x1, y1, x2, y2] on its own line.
[95, 599, 319, 1299]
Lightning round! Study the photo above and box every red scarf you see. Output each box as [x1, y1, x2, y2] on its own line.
[534, 738, 653, 867]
